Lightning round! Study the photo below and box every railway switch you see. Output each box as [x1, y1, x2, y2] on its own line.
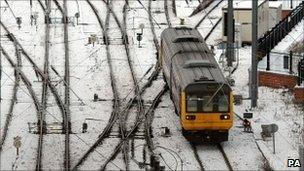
[93, 93, 98, 102]
[82, 122, 88, 133]
[16, 17, 22, 29]
[30, 12, 38, 25]
[233, 94, 243, 105]
[226, 76, 235, 86]
[89, 35, 97, 46]
[137, 33, 142, 48]
[180, 18, 185, 25]
[75, 12, 80, 25]
[13, 136, 21, 155]
[139, 23, 145, 34]
[161, 127, 170, 137]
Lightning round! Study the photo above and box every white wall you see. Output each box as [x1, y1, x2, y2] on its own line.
[222, 0, 269, 43]
[269, 5, 282, 29]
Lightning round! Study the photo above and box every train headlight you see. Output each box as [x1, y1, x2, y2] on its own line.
[220, 114, 230, 120]
[186, 115, 196, 120]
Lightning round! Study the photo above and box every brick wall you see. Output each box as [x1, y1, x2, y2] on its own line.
[258, 71, 298, 89]
[294, 87, 304, 103]
[282, 10, 292, 19]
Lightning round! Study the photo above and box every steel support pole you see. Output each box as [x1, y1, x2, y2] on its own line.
[300, 133, 304, 171]
[226, 0, 234, 67]
[266, 51, 270, 71]
[251, 0, 258, 108]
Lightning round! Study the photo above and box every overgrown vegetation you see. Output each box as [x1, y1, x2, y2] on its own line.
[290, 40, 304, 55]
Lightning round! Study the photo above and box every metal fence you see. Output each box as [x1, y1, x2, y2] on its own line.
[258, 2, 304, 58]
[259, 51, 302, 74]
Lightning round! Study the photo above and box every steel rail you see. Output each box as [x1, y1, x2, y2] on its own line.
[190, 143, 205, 171]
[0, 21, 67, 134]
[164, 0, 172, 27]
[71, 0, 120, 169]
[73, 0, 163, 168]
[62, 0, 71, 169]
[1, 45, 44, 170]
[194, 0, 223, 29]
[100, 86, 168, 170]
[234, 113, 272, 170]
[217, 144, 233, 171]
[204, 17, 222, 41]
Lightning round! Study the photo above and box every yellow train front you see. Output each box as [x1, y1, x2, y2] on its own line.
[160, 27, 233, 142]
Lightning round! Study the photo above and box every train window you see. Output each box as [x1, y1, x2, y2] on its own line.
[187, 95, 198, 112]
[183, 60, 215, 68]
[202, 96, 213, 112]
[186, 92, 229, 113]
[218, 95, 229, 112]
[173, 36, 202, 43]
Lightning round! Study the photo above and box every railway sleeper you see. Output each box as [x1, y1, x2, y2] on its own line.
[107, 131, 146, 139]
[36, 120, 47, 134]
[61, 121, 72, 134]
[132, 98, 144, 105]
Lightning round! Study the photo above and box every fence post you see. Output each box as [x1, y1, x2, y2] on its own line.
[271, 30, 275, 49]
[279, 22, 283, 40]
[266, 51, 270, 71]
[298, 61, 301, 86]
[289, 51, 293, 74]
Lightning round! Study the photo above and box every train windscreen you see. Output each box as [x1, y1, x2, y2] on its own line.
[186, 84, 230, 113]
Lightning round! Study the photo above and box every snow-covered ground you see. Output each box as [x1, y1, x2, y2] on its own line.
[1, 0, 303, 170]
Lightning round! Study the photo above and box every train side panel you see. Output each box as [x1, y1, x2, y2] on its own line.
[160, 40, 182, 115]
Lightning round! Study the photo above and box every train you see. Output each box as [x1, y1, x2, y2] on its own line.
[160, 27, 233, 142]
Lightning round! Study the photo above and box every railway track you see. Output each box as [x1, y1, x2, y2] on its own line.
[37, 0, 46, 12]
[106, 1, 130, 169]
[164, 0, 172, 27]
[38, 0, 71, 168]
[234, 113, 272, 170]
[204, 17, 222, 41]
[0, 68, 18, 151]
[189, 0, 214, 17]
[193, 0, 224, 42]
[191, 143, 233, 171]
[0, 20, 68, 170]
[0, 45, 44, 170]
[190, 143, 205, 171]
[144, 0, 164, 161]
[73, 0, 164, 169]
[194, 0, 224, 29]
[62, 0, 71, 169]
[100, 86, 168, 170]
[38, 0, 50, 168]
[0, 39, 21, 151]
[217, 144, 233, 171]
[100, 0, 144, 169]
[72, 0, 120, 169]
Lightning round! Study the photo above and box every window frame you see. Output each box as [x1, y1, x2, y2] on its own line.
[185, 91, 230, 113]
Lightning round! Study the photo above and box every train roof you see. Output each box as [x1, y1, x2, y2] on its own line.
[161, 27, 228, 90]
